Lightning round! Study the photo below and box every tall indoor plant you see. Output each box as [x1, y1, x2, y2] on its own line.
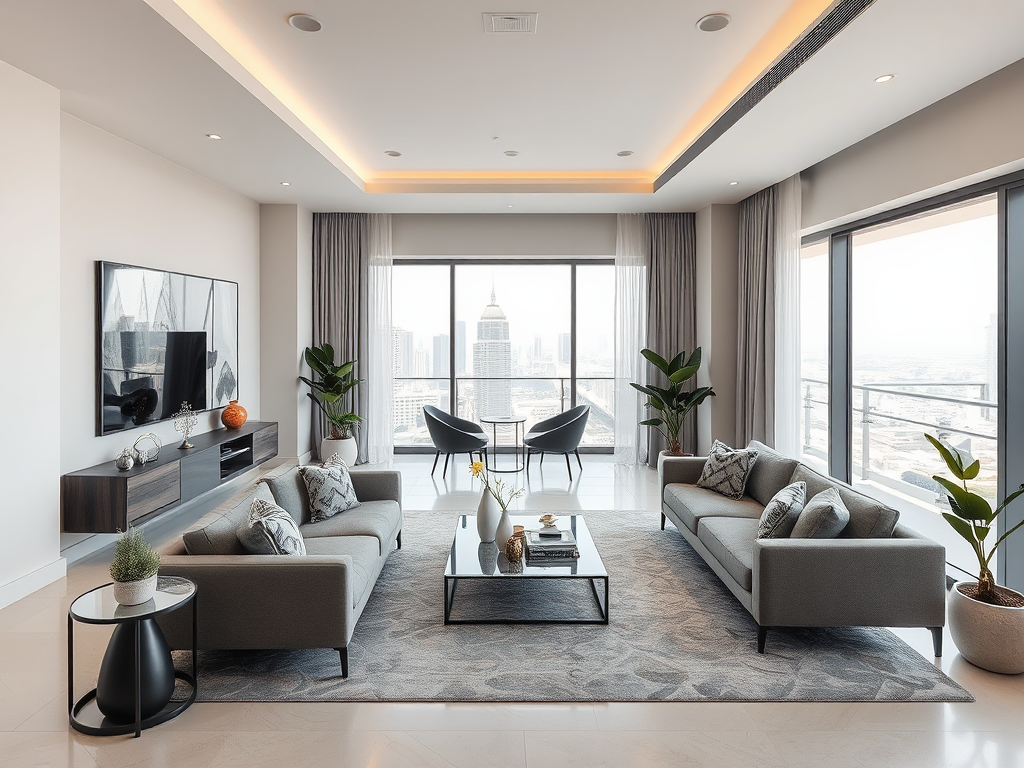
[926, 433, 1024, 673]
[631, 348, 715, 455]
[301, 343, 361, 465]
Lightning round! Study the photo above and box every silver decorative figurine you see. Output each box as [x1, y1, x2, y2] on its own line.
[173, 402, 199, 449]
[132, 432, 162, 464]
[114, 448, 135, 472]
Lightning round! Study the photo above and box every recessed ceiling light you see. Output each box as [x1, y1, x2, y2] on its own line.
[288, 14, 322, 32]
[728, 181, 739, 186]
[696, 13, 730, 32]
[507, 205, 514, 209]
[874, 73, 896, 83]
[205, 133, 222, 140]
[384, 150, 402, 157]
[616, 150, 634, 157]
[280, 181, 291, 186]
[504, 150, 519, 157]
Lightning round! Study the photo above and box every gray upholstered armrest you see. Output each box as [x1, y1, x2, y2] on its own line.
[751, 530, 946, 628]
[659, 456, 707, 491]
[349, 469, 402, 506]
[156, 554, 353, 649]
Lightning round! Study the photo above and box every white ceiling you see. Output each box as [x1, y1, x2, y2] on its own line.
[1, 0, 1023, 213]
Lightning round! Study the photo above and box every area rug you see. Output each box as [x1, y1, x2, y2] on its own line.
[181, 510, 973, 703]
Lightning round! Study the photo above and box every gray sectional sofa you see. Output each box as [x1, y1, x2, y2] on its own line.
[660, 441, 947, 655]
[157, 462, 402, 677]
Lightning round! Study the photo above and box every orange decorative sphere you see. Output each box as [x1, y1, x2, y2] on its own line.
[221, 400, 247, 429]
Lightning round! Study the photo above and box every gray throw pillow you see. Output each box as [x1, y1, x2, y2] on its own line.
[236, 498, 306, 555]
[696, 440, 759, 500]
[298, 454, 360, 522]
[791, 487, 851, 539]
[757, 481, 807, 539]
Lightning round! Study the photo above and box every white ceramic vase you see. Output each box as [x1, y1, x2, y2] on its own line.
[321, 436, 358, 466]
[948, 581, 1024, 674]
[113, 574, 158, 606]
[495, 508, 514, 552]
[476, 490, 501, 543]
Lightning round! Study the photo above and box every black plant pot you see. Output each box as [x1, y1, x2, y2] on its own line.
[96, 619, 175, 723]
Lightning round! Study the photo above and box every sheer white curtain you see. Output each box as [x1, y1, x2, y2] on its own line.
[774, 174, 802, 457]
[366, 213, 393, 465]
[614, 213, 648, 465]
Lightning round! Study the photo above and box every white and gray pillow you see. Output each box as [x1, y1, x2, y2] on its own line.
[299, 453, 360, 523]
[696, 440, 759, 500]
[791, 487, 851, 539]
[757, 481, 807, 539]
[236, 497, 306, 555]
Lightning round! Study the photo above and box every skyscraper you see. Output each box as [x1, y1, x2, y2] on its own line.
[558, 332, 572, 367]
[432, 334, 450, 378]
[392, 328, 413, 377]
[455, 320, 466, 375]
[472, 287, 512, 419]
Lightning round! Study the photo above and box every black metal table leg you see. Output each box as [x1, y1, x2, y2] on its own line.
[67, 613, 74, 716]
[134, 621, 142, 737]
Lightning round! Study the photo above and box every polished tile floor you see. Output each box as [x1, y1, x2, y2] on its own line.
[2, 454, 1023, 767]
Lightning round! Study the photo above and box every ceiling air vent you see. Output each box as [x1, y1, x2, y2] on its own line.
[483, 13, 538, 34]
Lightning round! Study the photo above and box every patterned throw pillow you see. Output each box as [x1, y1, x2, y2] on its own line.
[757, 481, 807, 539]
[236, 498, 306, 555]
[298, 454, 360, 522]
[695, 440, 759, 499]
[791, 487, 851, 539]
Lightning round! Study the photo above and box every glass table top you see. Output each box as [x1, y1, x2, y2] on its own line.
[445, 514, 607, 579]
[70, 576, 195, 624]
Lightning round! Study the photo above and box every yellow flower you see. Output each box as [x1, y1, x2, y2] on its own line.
[470, 461, 484, 477]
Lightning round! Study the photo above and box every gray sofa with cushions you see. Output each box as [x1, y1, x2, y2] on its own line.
[660, 441, 947, 655]
[156, 462, 402, 677]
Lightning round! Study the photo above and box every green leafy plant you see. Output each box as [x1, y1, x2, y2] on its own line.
[926, 433, 1024, 604]
[109, 528, 161, 583]
[300, 343, 361, 439]
[630, 348, 716, 455]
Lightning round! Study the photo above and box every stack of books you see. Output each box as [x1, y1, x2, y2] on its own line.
[524, 529, 579, 565]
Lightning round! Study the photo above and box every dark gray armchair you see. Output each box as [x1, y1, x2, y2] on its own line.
[423, 405, 489, 479]
[524, 405, 590, 480]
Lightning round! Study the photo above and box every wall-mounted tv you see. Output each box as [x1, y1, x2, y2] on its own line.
[97, 261, 239, 436]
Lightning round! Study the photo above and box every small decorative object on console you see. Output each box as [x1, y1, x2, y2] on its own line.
[173, 402, 198, 449]
[131, 432, 161, 465]
[109, 528, 161, 605]
[221, 400, 248, 429]
[114, 449, 135, 472]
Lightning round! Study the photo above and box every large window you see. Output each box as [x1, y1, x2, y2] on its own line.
[799, 240, 829, 470]
[392, 261, 614, 449]
[850, 196, 999, 511]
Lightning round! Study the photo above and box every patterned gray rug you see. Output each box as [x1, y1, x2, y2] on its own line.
[181, 510, 973, 703]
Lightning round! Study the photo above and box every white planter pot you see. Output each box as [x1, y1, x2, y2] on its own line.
[113, 574, 158, 606]
[948, 580, 1024, 674]
[321, 437, 358, 466]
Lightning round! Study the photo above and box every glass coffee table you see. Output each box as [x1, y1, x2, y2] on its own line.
[443, 514, 608, 625]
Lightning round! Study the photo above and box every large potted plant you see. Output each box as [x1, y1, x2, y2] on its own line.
[301, 343, 361, 465]
[926, 433, 1024, 673]
[630, 348, 715, 456]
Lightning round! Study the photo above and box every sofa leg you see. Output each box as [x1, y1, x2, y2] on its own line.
[660, 512, 666, 531]
[431, 451, 440, 475]
[397, 531, 402, 550]
[929, 627, 943, 657]
[757, 626, 768, 654]
[336, 647, 349, 678]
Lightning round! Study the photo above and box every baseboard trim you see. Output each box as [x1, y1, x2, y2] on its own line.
[0, 558, 67, 610]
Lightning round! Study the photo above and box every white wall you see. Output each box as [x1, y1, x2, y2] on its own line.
[393, 214, 616, 257]
[59, 114, 261, 552]
[0, 62, 65, 607]
[260, 204, 312, 460]
[803, 57, 1024, 232]
[695, 204, 739, 454]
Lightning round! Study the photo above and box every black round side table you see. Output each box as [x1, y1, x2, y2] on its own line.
[68, 576, 197, 738]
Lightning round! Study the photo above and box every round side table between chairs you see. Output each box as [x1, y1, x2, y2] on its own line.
[68, 576, 197, 738]
[480, 416, 526, 473]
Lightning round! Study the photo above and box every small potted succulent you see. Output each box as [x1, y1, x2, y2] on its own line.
[926, 433, 1024, 673]
[301, 343, 361, 465]
[631, 348, 715, 455]
[110, 528, 162, 606]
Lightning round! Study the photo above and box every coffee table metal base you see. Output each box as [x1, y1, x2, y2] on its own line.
[443, 575, 608, 625]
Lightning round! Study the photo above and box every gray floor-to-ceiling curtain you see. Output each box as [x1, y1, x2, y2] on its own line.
[736, 187, 777, 447]
[645, 212, 697, 463]
[312, 212, 369, 462]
